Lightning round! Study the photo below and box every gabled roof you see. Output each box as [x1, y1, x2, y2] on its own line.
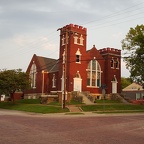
[122, 82, 143, 91]
[27, 54, 59, 73]
[36, 55, 59, 73]
[86, 45, 97, 53]
[86, 45, 104, 60]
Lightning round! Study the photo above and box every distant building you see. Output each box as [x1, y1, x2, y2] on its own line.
[0, 95, 5, 101]
[122, 82, 144, 100]
[25, 24, 121, 98]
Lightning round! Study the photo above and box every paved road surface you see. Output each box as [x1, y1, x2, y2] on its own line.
[0, 109, 144, 144]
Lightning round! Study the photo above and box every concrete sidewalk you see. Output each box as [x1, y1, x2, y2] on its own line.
[66, 105, 82, 112]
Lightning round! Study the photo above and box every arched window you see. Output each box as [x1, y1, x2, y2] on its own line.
[30, 62, 37, 88]
[87, 60, 101, 87]
[52, 74, 56, 88]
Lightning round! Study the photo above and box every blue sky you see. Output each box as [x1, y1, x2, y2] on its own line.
[0, 0, 144, 77]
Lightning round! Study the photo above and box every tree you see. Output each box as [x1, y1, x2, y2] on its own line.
[121, 77, 132, 89]
[0, 69, 30, 101]
[121, 24, 144, 83]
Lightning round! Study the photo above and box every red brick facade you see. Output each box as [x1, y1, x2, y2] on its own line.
[25, 24, 121, 96]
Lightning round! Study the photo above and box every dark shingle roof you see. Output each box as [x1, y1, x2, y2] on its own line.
[36, 55, 59, 73]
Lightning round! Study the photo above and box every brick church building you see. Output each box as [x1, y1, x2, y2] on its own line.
[25, 24, 121, 98]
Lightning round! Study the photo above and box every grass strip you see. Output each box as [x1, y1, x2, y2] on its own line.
[0, 102, 69, 113]
[81, 104, 144, 112]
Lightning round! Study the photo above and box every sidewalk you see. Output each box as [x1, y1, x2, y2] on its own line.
[66, 105, 82, 112]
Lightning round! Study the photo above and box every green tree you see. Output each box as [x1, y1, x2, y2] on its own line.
[121, 24, 144, 83]
[0, 69, 30, 101]
[121, 77, 132, 89]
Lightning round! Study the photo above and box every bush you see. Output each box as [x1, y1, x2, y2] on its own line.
[72, 95, 83, 103]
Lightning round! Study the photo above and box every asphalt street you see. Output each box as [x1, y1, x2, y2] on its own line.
[0, 109, 144, 144]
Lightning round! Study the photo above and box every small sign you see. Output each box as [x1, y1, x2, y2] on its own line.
[100, 84, 107, 89]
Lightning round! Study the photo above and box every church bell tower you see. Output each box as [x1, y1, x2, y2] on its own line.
[58, 24, 87, 92]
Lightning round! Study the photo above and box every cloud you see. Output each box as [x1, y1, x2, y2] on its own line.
[11, 34, 59, 58]
[0, 0, 136, 39]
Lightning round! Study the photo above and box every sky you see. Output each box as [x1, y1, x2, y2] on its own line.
[0, 0, 144, 77]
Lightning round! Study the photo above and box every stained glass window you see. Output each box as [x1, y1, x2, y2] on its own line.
[30, 62, 37, 88]
[86, 60, 101, 87]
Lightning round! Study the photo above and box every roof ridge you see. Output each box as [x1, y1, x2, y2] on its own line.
[36, 55, 57, 60]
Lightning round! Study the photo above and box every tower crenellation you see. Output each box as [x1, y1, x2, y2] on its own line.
[60, 24, 87, 34]
[99, 47, 121, 56]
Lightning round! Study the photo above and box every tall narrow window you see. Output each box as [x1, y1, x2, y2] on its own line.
[97, 63, 101, 87]
[73, 33, 78, 44]
[87, 60, 101, 87]
[67, 36, 69, 44]
[79, 34, 84, 45]
[62, 35, 65, 46]
[52, 74, 56, 88]
[30, 62, 37, 88]
[110, 58, 114, 68]
[76, 55, 80, 62]
[62, 50, 65, 64]
[75, 48, 81, 63]
[115, 58, 119, 69]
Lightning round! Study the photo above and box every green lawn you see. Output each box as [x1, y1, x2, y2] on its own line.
[0, 99, 69, 113]
[81, 104, 144, 112]
[15, 99, 41, 104]
[0, 99, 144, 114]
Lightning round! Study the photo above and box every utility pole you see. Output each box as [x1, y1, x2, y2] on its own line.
[57, 27, 78, 108]
[63, 29, 68, 109]
[57, 28, 68, 109]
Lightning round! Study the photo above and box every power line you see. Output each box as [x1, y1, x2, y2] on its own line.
[1, 1, 144, 71]
[89, 16, 144, 31]
[1, 3, 143, 57]
[31, 54, 135, 74]
[82, 1, 144, 26]
[3, 2, 144, 56]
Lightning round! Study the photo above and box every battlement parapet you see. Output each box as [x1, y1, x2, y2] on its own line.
[62, 24, 87, 31]
[99, 47, 121, 55]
